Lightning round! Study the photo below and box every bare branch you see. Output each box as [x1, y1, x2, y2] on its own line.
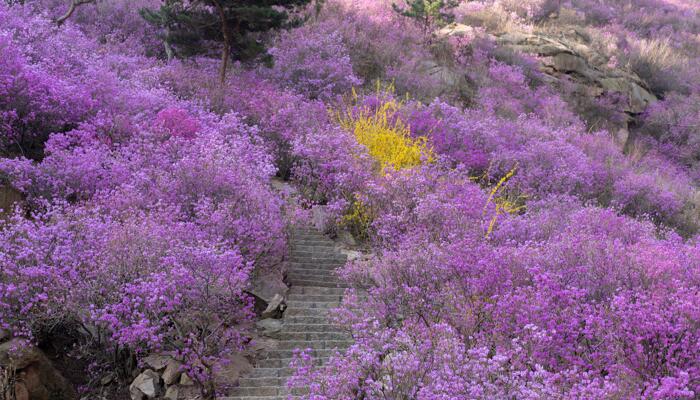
[55, 0, 96, 26]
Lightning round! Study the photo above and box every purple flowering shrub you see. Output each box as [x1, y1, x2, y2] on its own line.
[0, 33, 95, 159]
[35, 0, 162, 56]
[157, 61, 374, 218]
[291, 186, 700, 398]
[396, 90, 690, 227]
[0, 111, 285, 392]
[642, 91, 700, 181]
[267, 25, 362, 100]
[2, 0, 700, 397]
[97, 240, 254, 393]
[0, 7, 286, 393]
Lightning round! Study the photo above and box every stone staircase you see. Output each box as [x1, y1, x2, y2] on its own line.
[224, 227, 352, 400]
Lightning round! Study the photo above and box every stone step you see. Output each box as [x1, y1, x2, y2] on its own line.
[246, 367, 298, 378]
[292, 239, 334, 246]
[220, 397, 286, 400]
[287, 274, 339, 283]
[253, 359, 294, 369]
[286, 293, 343, 302]
[291, 233, 325, 239]
[266, 346, 339, 354]
[221, 397, 306, 400]
[287, 274, 341, 284]
[238, 376, 284, 387]
[288, 264, 341, 271]
[288, 267, 339, 276]
[290, 252, 342, 260]
[292, 235, 329, 241]
[277, 340, 352, 351]
[281, 323, 346, 333]
[291, 244, 336, 251]
[291, 247, 339, 255]
[289, 255, 347, 268]
[290, 237, 335, 246]
[280, 331, 351, 341]
[265, 347, 339, 358]
[291, 228, 325, 234]
[246, 368, 285, 378]
[288, 286, 347, 295]
[284, 315, 332, 324]
[246, 363, 327, 380]
[290, 249, 337, 256]
[289, 254, 347, 262]
[285, 307, 330, 317]
[255, 357, 328, 369]
[288, 279, 349, 288]
[287, 279, 342, 288]
[229, 386, 280, 397]
[289, 260, 345, 267]
[286, 300, 340, 309]
[228, 386, 309, 397]
[289, 262, 345, 269]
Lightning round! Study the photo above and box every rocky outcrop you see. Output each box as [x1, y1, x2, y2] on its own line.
[128, 352, 252, 400]
[495, 28, 656, 112]
[0, 338, 77, 400]
[0, 186, 23, 218]
[260, 293, 286, 320]
[128, 355, 195, 400]
[411, 59, 477, 105]
[129, 369, 161, 400]
[440, 23, 658, 145]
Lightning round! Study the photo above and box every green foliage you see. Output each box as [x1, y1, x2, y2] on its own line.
[392, 0, 461, 34]
[140, 0, 313, 63]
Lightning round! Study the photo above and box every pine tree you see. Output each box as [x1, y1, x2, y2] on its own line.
[140, 0, 312, 83]
[392, 0, 461, 36]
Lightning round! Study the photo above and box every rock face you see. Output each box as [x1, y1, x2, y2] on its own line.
[0, 185, 23, 218]
[129, 369, 161, 399]
[249, 270, 288, 311]
[127, 351, 251, 400]
[412, 59, 476, 104]
[495, 28, 656, 113]
[0, 338, 77, 400]
[256, 318, 284, 338]
[261, 293, 286, 319]
[441, 23, 658, 145]
[142, 354, 172, 371]
[161, 359, 182, 386]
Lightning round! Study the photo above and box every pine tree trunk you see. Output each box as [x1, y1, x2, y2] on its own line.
[164, 27, 174, 62]
[211, 0, 231, 84]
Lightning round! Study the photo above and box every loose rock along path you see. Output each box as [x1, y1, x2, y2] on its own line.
[225, 227, 353, 400]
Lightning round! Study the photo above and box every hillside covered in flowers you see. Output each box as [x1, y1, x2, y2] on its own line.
[1, 0, 700, 399]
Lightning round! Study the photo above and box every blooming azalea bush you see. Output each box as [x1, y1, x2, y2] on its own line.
[2, 0, 700, 398]
[0, 6, 285, 395]
[291, 191, 700, 398]
[0, 33, 95, 159]
[267, 26, 362, 100]
[0, 112, 285, 395]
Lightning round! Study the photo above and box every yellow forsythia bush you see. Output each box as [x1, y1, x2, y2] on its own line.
[478, 164, 527, 238]
[338, 87, 434, 240]
[342, 195, 375, 241]
[338, 93, 433, 172]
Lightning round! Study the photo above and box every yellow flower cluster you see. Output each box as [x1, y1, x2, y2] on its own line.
[478, 164, 527, 239]
[342, 195, 374, 240]
[337, 85, 434, 240]
[338, 93, 433, 172]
